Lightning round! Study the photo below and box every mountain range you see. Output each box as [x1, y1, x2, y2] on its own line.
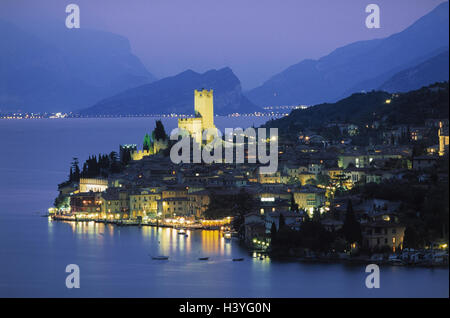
[0, 19, 155, 113]
[79, 67, 259, 116]
[0, 2, 448, 115]
[246, 1, 449, 107]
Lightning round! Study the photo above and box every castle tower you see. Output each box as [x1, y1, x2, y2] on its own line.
[194, 89, 215, 131]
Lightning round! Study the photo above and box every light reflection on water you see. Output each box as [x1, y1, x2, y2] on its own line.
[57, 220, 235, 261]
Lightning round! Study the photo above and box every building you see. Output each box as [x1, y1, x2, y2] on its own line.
[292, 185, 326, 213]
[129, 189, 161, 218]
[438, 120, 449, 156]
[78, 178, 108, 193]
[100, 190, 126, 219]
[244, 212, 266, 247]
[412, 155, 438, 170]
[362, 221, 405, 252]
[187, 190, 211, 218]
[258, 171, 281, 184]
[70, 192, 102, 215]
[178, 89, 217, 145]
[131, 149, 152, 161]
[264, 211, 303, 233]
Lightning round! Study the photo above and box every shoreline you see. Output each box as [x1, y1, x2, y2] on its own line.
[49, 216, 448, 269]
[50, 215, 226, 231]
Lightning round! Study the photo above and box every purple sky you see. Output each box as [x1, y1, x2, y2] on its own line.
[1, 0, 446, 89]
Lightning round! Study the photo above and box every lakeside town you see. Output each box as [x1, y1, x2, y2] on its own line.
[50, 84, 449, 267]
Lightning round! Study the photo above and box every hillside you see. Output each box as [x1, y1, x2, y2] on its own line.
[379, 50, 449, 93]
[247, 2, 449, 107]
[263, 82, 449, 134]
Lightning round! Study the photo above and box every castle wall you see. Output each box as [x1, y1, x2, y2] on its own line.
[178, 118, 203, 145]
[131, 150, 151, 161]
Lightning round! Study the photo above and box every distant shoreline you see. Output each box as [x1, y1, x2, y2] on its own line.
[0, 113, 287, 120]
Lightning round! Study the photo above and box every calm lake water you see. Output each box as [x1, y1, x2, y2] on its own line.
[0, 117, 448, 297]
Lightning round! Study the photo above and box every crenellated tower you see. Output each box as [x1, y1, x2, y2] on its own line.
[194, 89, 215, 131]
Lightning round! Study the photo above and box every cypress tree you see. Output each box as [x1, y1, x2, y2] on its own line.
[143, 133, 152, 151]
[342, 200, 362, 245]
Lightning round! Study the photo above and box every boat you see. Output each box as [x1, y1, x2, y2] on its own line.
[232, 258, 244, 261]
[198, 257, 209, 261]
[390, 259, 405, 266]
[224, 232, 232, 240]
[178, 228, 186, 235]
[151, 255, 169, 260]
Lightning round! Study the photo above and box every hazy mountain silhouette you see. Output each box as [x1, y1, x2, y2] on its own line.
[80, 67, 260, 116]
[0, 19, 155, 113]
[379, 50, 449, 92]
[246, 2, 449, 106]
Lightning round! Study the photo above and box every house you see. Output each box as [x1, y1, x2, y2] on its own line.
[129, 188, 161, 218]
[292, 185, 326, 214]
[244, 212, 266, 246]
[70, 192, 102, 215]
[264, 211, 303, 233]
[439, 120, 449, 156]
[257, 197, 291, 216]
[412, 155, 438, 170]
[321, 218, 344, 232]
[362, 221, 405, 252]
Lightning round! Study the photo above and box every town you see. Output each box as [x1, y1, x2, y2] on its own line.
[51, 84, 449, 267]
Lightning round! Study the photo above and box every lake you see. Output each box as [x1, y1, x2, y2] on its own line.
[0, 117, 448, 297]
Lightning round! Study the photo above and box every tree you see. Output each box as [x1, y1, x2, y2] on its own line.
[342, 200, 362, 245]
[109, 151, 121, 173]
[153, 120, 167, 141]
[270, 222, 277, 244]
[404, 226, 421, 249]
[290, 193, 299, 212]
[316, 174, 330, 186]
[70, 157, 81, 181]
[312, 207, 321, 222]
[279, 213, 286, 230]
[121, 148, 132, 165]
[143, 133, 152, 151]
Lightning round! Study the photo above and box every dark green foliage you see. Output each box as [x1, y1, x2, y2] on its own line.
[270, 222, 277, 242]
[205, 189, 255, 231]
[290, 193, 299, 212]
[264, 82, 449, 138]
[143, 133, 152, 151]
[120, 148, 132, 165]
[152, 120, 167, 141]
[68, 157, 81, 182]
[350, 169, 449, 248]
[342, 200, 362, 245]
[271, 219, 335, 254]
[78, 151, 124, 179]
[54, 194, 69, 209]
[278, 213, 286, 230]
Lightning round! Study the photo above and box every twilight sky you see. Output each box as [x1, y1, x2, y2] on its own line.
[0, 0, 446, 89]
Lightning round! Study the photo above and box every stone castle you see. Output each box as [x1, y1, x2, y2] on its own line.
[178, 89, 216, 145]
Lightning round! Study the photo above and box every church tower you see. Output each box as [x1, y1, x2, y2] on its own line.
[194, 89, 215, 131]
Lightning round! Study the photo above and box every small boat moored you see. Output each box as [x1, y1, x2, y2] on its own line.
[151, 255, 169, 260]
[232, 258, 244, 262]
[223, 232, 232, 240]
[198, 257, 209, 261]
